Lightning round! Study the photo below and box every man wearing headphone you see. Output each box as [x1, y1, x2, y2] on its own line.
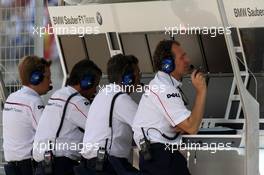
[3, 56, 52, 175]
[80, 54, 141, 175]
[33, 59, 102, 175]
[132, 40, 207, 175]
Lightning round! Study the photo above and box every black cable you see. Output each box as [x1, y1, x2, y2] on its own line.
[146, 128, 180, 141]
[105, 138, 108, 149]
[169, 75, 175, 86]
[141, 128, 147, 140]
[56, 92, 79, 138]
[78, 127, 84, 133]
[169, 74, 189, 106]
[178, 87, 189, 106]
[108, 92, 124, 150]
[54, 92, 79, 152]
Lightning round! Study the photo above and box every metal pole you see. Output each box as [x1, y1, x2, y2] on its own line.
[216, 0, 259, 175]
[34, 0, 44, 57]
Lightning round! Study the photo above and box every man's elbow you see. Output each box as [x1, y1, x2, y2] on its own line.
[185, 123, 199, 135]
[177, 118, 200, 135]
[183, 125, 199, 135]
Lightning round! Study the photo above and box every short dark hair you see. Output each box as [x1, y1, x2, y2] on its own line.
[107, 54, 138, 84]
[18, 55, 52, 85]
[67, 59, 102, 86]
[153, 40, 180, 72]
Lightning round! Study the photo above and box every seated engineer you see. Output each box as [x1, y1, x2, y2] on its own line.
[33, 59, 102, 175]
[133, 40, 207, 175]
[3, 56, 52, 175]
[80, 54, 141, 174]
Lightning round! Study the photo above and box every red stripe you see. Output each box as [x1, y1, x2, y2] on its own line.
[149, 89, 176, 126]
[5, 101, 37, 124]
[49, 98, 87, 118]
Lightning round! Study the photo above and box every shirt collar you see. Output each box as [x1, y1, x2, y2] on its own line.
[156, 71, 182, 88]
[21, 86, 40, 97]
[67, 86, 79, 94]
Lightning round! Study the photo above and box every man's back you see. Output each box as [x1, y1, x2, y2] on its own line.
[33, 86, 89, 162]
[3, 86, 44, 161]
[82, 83, 137, 160]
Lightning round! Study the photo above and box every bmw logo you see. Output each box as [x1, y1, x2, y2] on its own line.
[96, 12, 103, 25]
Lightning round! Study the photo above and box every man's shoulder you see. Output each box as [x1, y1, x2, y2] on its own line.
[50, 87, 75, 100]
[51, 88, 90, 106]
[72, 95, 90, 107]
[6, 90, 42, 105]
[115, 92, 132, 103]
[50, 87, 67, 97]
[147, 80, 176, 94]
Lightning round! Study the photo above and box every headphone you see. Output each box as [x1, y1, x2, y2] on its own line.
[80, 74, 95, 90]
[161, 41, 176, 74]
[121, 71, 134, 86]
[29, 70, 44, 85]
[121, 63, 135, 86]
[29, 58, 49, 85]
[161, 57, 175, 74]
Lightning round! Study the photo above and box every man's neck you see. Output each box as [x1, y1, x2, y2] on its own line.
[170, 71, 182, 81]
[27, 85, 41, 95]
[70, 85, 81, 92]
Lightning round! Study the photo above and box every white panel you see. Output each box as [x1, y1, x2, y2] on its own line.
[49, 0, 264, 35]
[114, 0, 222, 32]
[223, 0, 264, 28]
[48, 4, 116, 34]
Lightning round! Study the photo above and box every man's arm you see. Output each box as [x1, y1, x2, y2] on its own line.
[176, 70, 207, 134]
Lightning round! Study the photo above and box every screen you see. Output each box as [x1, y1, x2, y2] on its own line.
[240, 28, 264, 73]
[84, 34, 111, 74]
[59, 35, 87, 73]
[201, 34, 233, 73]
[120, 33, 154, 73]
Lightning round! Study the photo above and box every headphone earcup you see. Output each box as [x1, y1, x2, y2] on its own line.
[30, 71, 44, 85]
[161, 57, 175, 74]
[80, 75, 94, 90]
[121, 72, 134, 86]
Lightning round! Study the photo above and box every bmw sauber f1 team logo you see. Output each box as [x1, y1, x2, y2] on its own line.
[96, 12, 103, 25]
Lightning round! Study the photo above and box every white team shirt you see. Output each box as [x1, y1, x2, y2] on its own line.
[3, 86, 44, 161]
[33, 86, 89, 162]
[133, 71, 191, 147]
[81, 83, 138, 160]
